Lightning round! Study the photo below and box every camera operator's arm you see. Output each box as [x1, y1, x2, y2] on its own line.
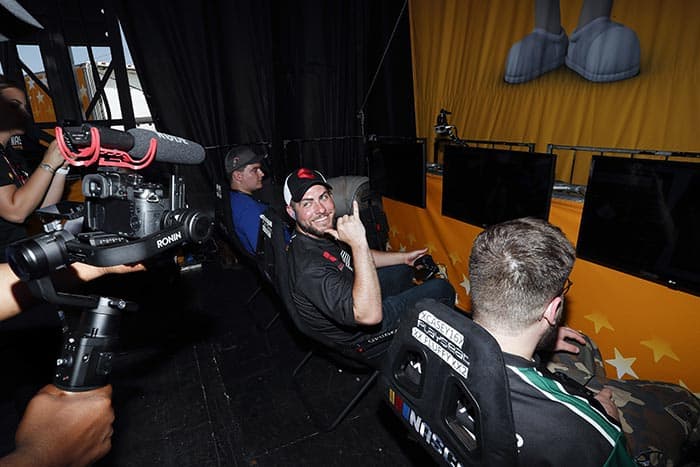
[39, 140, 70, 208]
[0, 262, 145, 321]
[0, 140, 68, 223]
[0, 384, 114, 467]
[371, 248, 427, 268]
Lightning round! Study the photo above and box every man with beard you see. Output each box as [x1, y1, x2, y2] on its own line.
[469, 217, 699, 466]
[284, 168, 455, 366]
[0, 76, 69, 261]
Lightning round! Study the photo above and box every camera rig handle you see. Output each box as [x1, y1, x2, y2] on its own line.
[27, 275, 138, 391]
[7, 208, 212, 392]
[52, 295, 136, 391]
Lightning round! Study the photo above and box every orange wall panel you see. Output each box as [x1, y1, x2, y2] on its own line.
[384, 175, 700, 394]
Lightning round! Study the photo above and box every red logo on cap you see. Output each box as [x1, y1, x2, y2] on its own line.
[297, 168, 316, 179]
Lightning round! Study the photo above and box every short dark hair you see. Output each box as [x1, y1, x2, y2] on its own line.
[0, 75, 24, 93]
[469, 217, 575, 333]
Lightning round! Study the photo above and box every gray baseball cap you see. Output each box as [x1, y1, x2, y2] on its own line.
[224, 146, 263, 175]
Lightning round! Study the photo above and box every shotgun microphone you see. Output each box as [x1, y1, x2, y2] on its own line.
[127, 128, 205, 165]
[61, 125, 206, 165]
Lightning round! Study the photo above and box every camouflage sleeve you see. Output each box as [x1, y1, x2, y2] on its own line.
[543, 332, 700, 466]
[544, 332, 607, 390]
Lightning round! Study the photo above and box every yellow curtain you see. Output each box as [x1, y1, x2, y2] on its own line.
[404, 0, 700, 391]
[409, 0, 700, 183]
[384, 176, 700, 393]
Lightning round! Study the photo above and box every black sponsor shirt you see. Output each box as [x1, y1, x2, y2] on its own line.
[287, 232, 369, 348]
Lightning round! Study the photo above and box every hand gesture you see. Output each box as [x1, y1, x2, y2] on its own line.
[326, 201, 367, 249]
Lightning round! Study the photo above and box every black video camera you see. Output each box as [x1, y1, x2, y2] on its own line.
[83, 170, 173, 238]
[6, 125, 213, 391]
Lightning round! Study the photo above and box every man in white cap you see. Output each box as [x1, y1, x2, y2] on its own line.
[225, 146, 266, 254]
[284, 167, 455, 365]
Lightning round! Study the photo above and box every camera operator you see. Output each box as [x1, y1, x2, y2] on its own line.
[0, 76, 70, 262]
[0, 261, 143, 466]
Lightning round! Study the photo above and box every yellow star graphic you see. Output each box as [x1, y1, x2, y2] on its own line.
[640, 336, 680, 363]
[448, 251, 462, 266]
[605, 348, 638, 379]
[425, 242, 437, 254]
[390, 225, 400, 237]
[407, 233, 416, 245]
[583, 312, 614, 334]
[459, 274, 470, 295]
[398, 243, 406, 252]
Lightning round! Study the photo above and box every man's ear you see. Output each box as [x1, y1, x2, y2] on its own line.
[542, 296, 562, 327]
[286, 204, 296, 220]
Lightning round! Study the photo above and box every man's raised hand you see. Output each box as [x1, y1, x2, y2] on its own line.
[325, 200, 367, 248]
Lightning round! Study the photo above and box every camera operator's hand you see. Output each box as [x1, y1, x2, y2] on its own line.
[1, 262, 146, 322]
[41, 140, 68, 172]
[72, 262, 146, 283]
[1, 384, 114, 467]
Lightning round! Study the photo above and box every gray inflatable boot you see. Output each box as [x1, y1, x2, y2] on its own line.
[565, 16, 640, 82]
[504, 28, 568, 84]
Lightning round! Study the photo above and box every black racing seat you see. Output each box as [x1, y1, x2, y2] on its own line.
[213, 182, 279, 331]
[380, 298, 517, 466]
[326, 175, 388, 251]
[259, 207, 392, 431]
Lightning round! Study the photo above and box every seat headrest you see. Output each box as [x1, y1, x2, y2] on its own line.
[326, 175, 370, 217]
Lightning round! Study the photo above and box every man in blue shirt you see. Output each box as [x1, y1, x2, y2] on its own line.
[225, 146, 266, 254]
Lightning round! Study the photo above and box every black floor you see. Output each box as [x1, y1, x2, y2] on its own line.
[0, 256, 436, 466]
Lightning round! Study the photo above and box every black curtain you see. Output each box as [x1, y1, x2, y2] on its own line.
[115, 0, 275, 210]
[115, 0, 414, 194]
[364, 0, 416, 139]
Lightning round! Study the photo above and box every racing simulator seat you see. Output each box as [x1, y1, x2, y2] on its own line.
[380, 298, 518, 467]
[214, 181, 279, 331]
[258, 203, 392, 432]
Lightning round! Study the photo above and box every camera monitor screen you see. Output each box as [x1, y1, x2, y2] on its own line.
[367, 138, 426, 208]
[577, 156, 700, 296]
[441, 145, 555, 228]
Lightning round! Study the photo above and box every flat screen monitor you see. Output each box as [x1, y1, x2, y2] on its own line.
[577, 156, 700, 296]
[441, 146, 555, 228]
[367, 138, 426, 208]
